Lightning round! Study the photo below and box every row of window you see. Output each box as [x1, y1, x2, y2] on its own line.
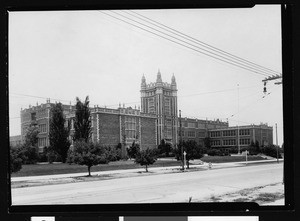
[222, 130, 236, 137]
[179, 131, 206, 138]
[211, 139, 251, 146]
[210, 131, 221, 137]
[146, 90, 173, 96]
[210, 129, 251, 137]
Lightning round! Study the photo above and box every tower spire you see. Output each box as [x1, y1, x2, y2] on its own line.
[156, 69, 162, 83]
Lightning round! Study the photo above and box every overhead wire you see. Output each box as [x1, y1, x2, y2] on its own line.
[127, 10, 281, 76]
[110, 10, 273, 77]
[100, 10, 279, 77]
[99, 11, 271, 77]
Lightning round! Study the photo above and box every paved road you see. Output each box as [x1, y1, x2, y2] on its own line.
[11, 163, 283, 205]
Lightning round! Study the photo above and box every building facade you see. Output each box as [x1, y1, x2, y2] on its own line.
[208, 124, 273, 148]
[20, 100, 157, 152]
[67, 106, 157, 151]
[178, 117, 229, 147]
[16, 70, 273, 154]
[20, 99, 75, 152]
[141, 70, 178, 146]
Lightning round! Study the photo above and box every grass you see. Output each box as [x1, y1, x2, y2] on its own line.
[12, 155, 269, 177]
[11, 159, 181, 177]
[201, 155, 267, 163]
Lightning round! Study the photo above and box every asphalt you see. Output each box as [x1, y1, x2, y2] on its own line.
[11, 159, 283, 182]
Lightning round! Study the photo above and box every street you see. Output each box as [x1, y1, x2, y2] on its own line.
[11, 163, 283, 205]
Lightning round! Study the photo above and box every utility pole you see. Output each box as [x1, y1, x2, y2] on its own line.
[179, 110, 184, 170]
[237, 84, 240, 154]
[262, 74, 282, 94]
[276, 123, 279, 163]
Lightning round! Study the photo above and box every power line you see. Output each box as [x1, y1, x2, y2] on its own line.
[104, 10, 278, 77]
[100, 11, 270, 77]
[109, 10, 272, 77]
[127, 10, 281, 76]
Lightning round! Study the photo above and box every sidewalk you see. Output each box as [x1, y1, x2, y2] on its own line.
[11, 159, 283, 182]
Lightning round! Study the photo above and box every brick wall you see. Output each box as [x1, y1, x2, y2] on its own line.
[98, 113, 120, 147]
[140, 117, 157, 150]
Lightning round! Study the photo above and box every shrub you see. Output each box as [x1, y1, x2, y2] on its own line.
[207, 149, 222, 156]
[127, 142, 140, 159]
[104, 146, 122, 162]
[10, 147, 23, 173]
[261, 145, 282, 158]
[19, 144, 39, 164]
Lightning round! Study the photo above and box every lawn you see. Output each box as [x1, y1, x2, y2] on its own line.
[200, 155, 268, 163]
[11, 155, 269, 177]
[11, 159, 182, 177]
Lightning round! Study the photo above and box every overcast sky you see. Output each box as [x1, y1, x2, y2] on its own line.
[8, 5, 283, 145]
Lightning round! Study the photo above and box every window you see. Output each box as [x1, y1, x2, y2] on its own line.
[211, 140, 221, 146]
[38, 137, 47, 147]
[240, 138, 250, 145]
[239, 129, 250, 136]
[223, 139, 236, 146]
[164, 98, 170, 116]
[187, 131, 195, 137]
[39, 124, 47, 133]
[125, 116, 136, 139]
[223, 130, 236, 137]
[210, 131, 221, 137]
[148, 98, 155, 114]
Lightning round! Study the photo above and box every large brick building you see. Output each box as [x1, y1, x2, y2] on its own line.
[17, 70, 273, 153]
[208, 124, 273, 148]
[20, 101, 157, 152]
[141, 70, 178, 145]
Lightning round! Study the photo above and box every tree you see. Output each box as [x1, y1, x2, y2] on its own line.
[73, 96, 92, 142]
[20, 125, 40, 164]
[158, 139, 173, 157]
[10, 146, 23, 173]
[24, 125, 39, 147]
[127, 141, 140, 159]
[134, 148, 157, 172]
[49, 103, 71, 163]
[72, 141, 109, 176]
[175, 140, 204, 169]
[248, 140, 260, 155]
[204, 137, 211, 149]
[261, 145, 282, 159]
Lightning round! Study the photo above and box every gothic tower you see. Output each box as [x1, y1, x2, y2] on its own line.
[140, 70, 178, 146]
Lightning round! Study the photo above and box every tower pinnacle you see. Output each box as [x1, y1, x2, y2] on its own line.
[156, 69, 162, 83]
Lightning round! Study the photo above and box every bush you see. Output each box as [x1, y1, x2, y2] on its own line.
[10, 147, 23, 173]
[104, 146, 122, 162]
[261, 145, 282, 158]
[207, 149, 222, 156]
[19, 144, 39, 164]
[66, 148, 75, 164]
[38, 151, 48, 162]
[127, 142, 140, 159]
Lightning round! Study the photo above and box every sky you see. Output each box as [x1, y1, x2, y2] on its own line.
[8, 5, 283, 145]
